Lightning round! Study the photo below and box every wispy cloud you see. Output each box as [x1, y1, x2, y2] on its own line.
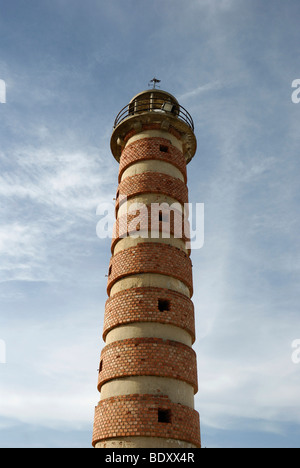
[0, 144, 115, 285]
[178, 81, 224, 101]
[0, 310, 100, 429]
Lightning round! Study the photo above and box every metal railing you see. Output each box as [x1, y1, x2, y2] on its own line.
[113, 98, 194, 131]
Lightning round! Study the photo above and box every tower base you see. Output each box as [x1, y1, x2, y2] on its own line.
[92, 394, 201, 448]
[95, 437, 198, 449]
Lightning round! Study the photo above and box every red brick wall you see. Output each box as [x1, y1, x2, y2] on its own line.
[119, 137, 187, 183]
[97, 337, 198, 393]
[116, 172, 188, 214]
[107, 243, 193, 296]
[103, 287, 195, 342]
[92, 394, 201, 447]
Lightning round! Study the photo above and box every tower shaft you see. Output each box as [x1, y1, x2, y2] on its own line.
[92, 90, 201, 448]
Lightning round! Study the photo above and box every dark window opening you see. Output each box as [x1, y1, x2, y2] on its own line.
[158, 299, 170, 312]
[158, 409, 172, 424]
[160, 145, 169, 153]
[108, 265, 112, 276]
[159, 211, 169, 223]
[99, 360, 103, 373]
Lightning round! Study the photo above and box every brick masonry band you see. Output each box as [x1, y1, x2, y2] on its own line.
[103, 287, 195, 342]
[111, 203, 191, 252]
[97, 337, 198, 393]
[107, 243, 193, 296]
[118, 137, 187, 183]
[115, 172, 188, 213]
[92, 394, 201, 447]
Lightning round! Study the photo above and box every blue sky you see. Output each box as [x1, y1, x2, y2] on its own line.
[0, 0, 300, 448]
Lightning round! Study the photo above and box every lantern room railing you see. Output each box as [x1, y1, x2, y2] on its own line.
[113, 97, 194, 131]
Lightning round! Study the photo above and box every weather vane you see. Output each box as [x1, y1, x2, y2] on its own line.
[148, 77, 161, 89]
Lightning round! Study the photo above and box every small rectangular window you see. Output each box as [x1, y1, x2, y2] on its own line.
[158, 299, 170, 312]
[108, 265, 112, 276]
[160, 145, 168, 153]
[158, 409, 172, 423]
[159, 211, 169, 222]
[99, 360, 103, 373]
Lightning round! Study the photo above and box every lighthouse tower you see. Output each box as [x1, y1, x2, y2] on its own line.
[92, 87, 201, 448]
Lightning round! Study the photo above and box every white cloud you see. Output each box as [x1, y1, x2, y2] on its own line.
[0, 144, 116, 284]
[178, 81, 223, 101]
[0, 309, 101, 430]
[186, 50, 300, 440]
[0, 224, 36, 257]
[0, 146, 113, 211]
[195, 289, 300, 433]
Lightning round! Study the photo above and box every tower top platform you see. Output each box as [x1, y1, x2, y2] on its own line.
[111, 89, 197, 164]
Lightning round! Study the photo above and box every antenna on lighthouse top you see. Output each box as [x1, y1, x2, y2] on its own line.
[148, 77, 161, 89]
